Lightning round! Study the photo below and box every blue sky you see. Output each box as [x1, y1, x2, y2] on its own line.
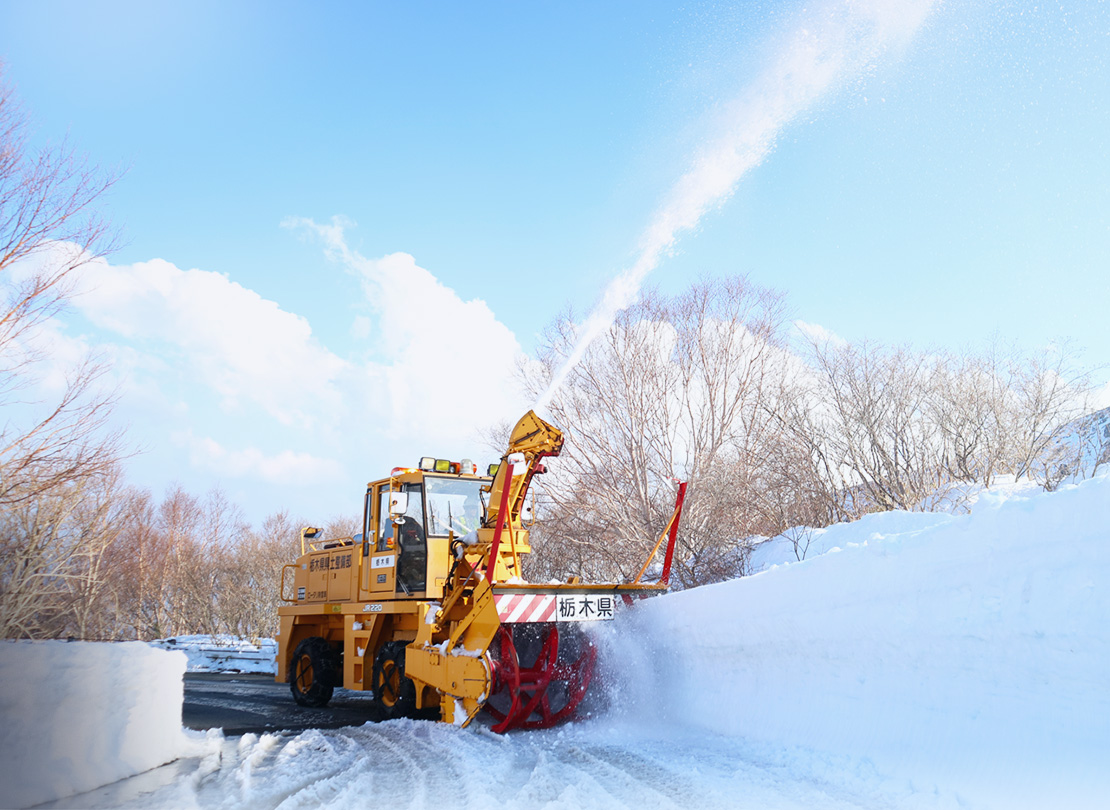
[2, 0, 1108, 524]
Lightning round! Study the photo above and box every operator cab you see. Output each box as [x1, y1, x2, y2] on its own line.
[363, 458, 491, 597]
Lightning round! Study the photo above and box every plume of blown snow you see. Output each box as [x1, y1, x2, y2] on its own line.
[535, 0, 936, 410]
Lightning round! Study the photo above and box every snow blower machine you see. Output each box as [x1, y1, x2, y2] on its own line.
[275, 410, 686, 731]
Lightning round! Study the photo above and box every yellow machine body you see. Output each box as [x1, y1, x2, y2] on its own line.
[275, 410, 676, 729]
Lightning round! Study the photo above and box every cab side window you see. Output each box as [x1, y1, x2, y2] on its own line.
[376, 484, 426, 552]
[395, 484, 426, 594]
[377, 488, 392, 551]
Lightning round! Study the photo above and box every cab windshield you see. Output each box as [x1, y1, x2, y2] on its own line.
[425, 477, 487, 537]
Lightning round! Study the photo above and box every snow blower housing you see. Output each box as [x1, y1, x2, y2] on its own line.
[275, 410, 686, 730]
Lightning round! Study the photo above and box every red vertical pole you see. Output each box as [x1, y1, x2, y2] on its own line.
[486, 462, 515, 583]
[660, 481, 686, 587]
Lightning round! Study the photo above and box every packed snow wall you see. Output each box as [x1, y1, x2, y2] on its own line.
[0, 640, 190, 808]
[599, 475, 1110, 809]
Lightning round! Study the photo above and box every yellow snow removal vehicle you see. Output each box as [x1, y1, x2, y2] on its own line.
[275, 410, 686, 731]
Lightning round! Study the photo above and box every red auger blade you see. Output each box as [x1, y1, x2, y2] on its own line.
[485, 623, 597, 732]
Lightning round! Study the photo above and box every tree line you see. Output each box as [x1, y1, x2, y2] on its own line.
[0, 475, 335, 641]
[522, 279, 1104, 588]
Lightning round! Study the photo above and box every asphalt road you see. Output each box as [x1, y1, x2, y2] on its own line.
[183, 672, 386, 736]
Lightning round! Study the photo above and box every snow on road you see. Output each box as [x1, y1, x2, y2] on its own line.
[30, 473, 1110, 809]
[43, 719, 940, 810]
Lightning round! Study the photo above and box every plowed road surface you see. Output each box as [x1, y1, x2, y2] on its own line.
[38, 675, 929, 810]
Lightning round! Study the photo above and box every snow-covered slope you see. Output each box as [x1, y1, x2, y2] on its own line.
[600, 473, 1110, 809]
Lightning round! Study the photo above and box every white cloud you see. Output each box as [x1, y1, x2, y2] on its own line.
[73, 254, 348, 427]
[1094, 379, 1110, 411]
[9, 236, 525, 515]
[350, 315, 372, 339]
[184, 433, 343, 485]
[283, 216, 527, 442]
[793, 319, 847, 347]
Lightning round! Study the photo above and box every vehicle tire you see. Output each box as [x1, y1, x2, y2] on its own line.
[372, 640, 416, 719]
[290, 636, 338, 707]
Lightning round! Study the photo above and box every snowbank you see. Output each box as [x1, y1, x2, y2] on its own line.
[604, 474, 1110, 809]
[0, 641, 192, 808]
[748, 476, 1044, 572]
[150, 635, 277, 674]
[748, 508, 953, 571]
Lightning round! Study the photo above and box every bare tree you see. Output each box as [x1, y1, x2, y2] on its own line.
[109, 488, 169, 639]
[322, 514, 362, 540]
[0, 69, 127, 638]
[0, 474, 89, 637]
[0, 460, 134, 639]
[106, 486, 309, 642]
[0, 67, 123, 501]
[801, 340, 947, 513]
[1004, 344, 1094, 481]
[522, 277, 791, 588]
[216, 511, 304, 641]
[929, 348, 1010, 488]
[63, 468, 134, 640]
[1028, 404, 1108, 491]
[785, 337, 1096, 518]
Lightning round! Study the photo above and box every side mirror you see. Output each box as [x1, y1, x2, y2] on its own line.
[389, 492, 408, 516]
